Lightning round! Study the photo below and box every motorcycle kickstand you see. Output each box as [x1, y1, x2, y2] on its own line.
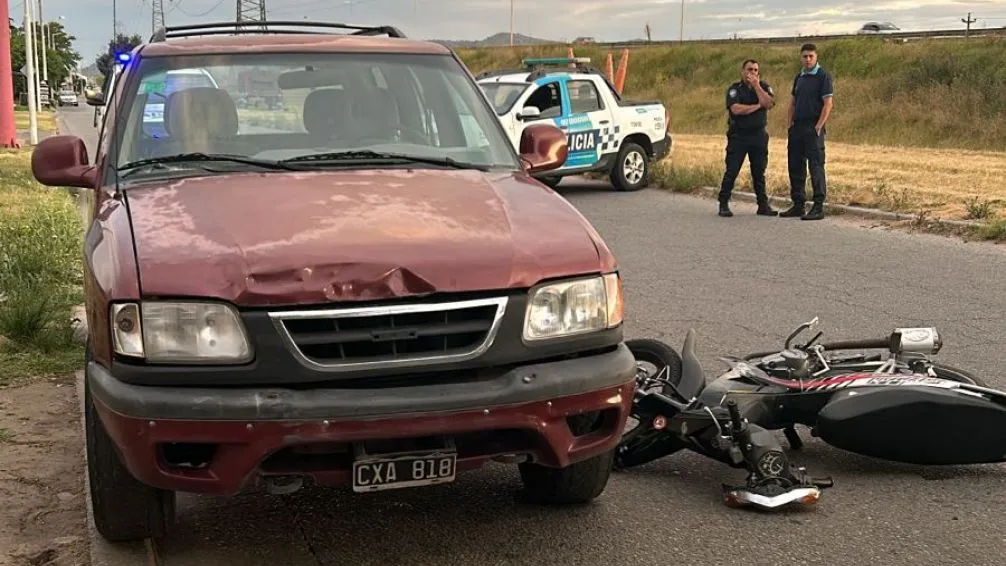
[784, 425, 804, 450]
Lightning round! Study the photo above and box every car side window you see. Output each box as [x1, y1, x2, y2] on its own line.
[523, 82, 563, 119]
[568, 80, 604, 114]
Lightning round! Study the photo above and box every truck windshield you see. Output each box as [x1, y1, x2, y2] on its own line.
[479, 83, 527, 115]
[112, 51, 521, 173]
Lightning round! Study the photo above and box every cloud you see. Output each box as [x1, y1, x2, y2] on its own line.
[25, 0, 1006, 68]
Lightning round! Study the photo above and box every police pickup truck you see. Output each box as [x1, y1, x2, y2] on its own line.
[477, 57, 671, 191]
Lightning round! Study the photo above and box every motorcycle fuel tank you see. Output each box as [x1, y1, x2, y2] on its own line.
[815, 384, 1006, 465]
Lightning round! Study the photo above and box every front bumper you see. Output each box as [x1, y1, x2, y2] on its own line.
[88, 343, 637, 495]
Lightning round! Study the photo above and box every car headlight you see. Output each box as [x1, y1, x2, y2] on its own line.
[111, 301, 253, 364]
[523, 273, 624, 342]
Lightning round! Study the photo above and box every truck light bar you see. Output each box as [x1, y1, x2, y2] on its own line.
[522, 57, 592, 68]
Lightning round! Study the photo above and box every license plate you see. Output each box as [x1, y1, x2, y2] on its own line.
[352, 452, 457, 493]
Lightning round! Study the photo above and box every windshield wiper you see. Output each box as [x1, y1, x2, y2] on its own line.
[280, 150, 489, 172]
[117, 153, 304, 177]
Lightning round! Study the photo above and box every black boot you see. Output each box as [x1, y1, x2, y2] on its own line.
[719, 202, 733, 217]
[801, 203, 825, 221]
[756, 202, 778, 217]
[780, 203, 805, 218]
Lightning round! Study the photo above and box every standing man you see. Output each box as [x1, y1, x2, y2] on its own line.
[782, 43, 834, 221]
[718, 59, 777, 218]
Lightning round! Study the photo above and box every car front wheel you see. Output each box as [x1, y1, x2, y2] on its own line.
[517, 412, 615, 504]
[84, 344, 175, 542]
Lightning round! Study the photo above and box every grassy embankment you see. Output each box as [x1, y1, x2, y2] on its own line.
[457, 37, 1006, 239]
[0, 113, 83, 385]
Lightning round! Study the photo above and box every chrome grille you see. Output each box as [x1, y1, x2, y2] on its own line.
[268, 297, 509, 371]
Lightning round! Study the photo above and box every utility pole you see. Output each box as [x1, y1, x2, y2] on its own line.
[38, 0, 48, 84]
[153, 0, 166, 34]
[679, 0, 684, 42]
[962, 12, 976, 38]
[29, 2, 42, 111]
[24, 0, 39, 145]
[0, 0, 19, 147]
[509, 0, 515, 47]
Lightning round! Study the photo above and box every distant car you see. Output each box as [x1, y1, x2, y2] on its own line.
[58, 90, 79, 106]
[857, 22, 901, 34]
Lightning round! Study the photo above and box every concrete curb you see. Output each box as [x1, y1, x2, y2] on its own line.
[684, 185, 982, 229]
[75, 371, 160, 566]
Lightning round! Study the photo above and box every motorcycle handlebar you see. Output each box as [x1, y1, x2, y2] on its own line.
[744, 337, 892, 361]
[816, 338, 891, 351]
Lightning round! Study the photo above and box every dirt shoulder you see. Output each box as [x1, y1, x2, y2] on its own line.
[0, 373, 88, 566]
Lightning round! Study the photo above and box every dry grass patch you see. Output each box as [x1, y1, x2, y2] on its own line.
[14, 110, 58, 134]
[655, 133, 1006, 222]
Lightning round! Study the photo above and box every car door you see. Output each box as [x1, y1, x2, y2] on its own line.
[558, 78, 613, 171]
[512, 77, 565, 150]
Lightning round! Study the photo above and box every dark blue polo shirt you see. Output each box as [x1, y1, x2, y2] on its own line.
[791, 64, 834, 122]
[725, 80, 774, 133]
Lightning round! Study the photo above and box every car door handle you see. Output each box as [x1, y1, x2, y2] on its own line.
[599, 120, 610, 124]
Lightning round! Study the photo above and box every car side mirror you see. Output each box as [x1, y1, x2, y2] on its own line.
[517, 106, 542, 121]
[85, 92, 105, 107]
[31, 135, 98, 189]
[519, 124, 568, 174]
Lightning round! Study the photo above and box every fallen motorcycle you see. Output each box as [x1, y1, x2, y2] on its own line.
[616, 317, 1006, 511]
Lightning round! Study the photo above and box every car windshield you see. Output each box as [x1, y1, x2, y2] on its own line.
[112, 51, 521, 176]
[479, 82, 527, 115]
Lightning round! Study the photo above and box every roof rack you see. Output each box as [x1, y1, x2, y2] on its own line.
[475, 58, 607, 82]
[149, 21, 407, 43]
[474, 68, 531, 80]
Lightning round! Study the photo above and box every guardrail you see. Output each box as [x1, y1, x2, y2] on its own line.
[465, 27, 1006, 50]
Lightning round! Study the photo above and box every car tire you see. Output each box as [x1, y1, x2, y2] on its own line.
[537, 176, 562, 189]
[517, 412, 615, 505]
[610, 141, 649, 192]
[84, 343, 175, 542]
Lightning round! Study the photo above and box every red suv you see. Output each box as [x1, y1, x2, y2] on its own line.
[31, 22, 636, 542]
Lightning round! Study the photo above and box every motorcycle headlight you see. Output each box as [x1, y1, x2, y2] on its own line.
[523, 273, 624, 342]
[111, 301, 253, 364]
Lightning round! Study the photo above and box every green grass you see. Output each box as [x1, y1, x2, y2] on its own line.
[456, 36, 1006, 152]
[0, 149, 84, 385]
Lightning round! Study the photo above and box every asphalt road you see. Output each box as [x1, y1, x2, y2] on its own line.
[56, 106, 1006, 565]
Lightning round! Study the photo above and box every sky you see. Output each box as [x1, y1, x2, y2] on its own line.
[10, 0, 1006, 68]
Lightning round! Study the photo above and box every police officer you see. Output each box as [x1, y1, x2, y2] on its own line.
[782, 43, 834, 221]
[718, 59, 777, 218]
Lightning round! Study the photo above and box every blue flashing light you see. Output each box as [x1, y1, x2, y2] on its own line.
[116, 52, 132, 63]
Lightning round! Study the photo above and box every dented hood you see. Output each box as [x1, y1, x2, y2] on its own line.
[124, 169, 606, 306]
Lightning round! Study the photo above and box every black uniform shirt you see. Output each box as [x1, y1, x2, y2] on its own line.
[791, 64, 834, 123]
[725, 80, 774, 133]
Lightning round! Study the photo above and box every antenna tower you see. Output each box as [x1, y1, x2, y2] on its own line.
[237, 0, 268, 31]
[152, 0, 165, 34]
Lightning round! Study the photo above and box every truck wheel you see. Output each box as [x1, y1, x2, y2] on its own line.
[537, 176, 562, 189]
[84, 344, 175, 542]
[518, 413, 615, 504]
[610, 142, 649, 192]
